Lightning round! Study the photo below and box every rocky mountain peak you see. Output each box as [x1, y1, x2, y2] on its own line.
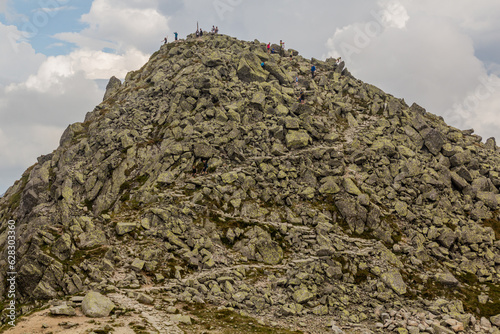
[0, 33, 499, 333]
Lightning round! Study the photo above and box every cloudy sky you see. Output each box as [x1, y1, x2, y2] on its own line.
[1, 0, 500, 194]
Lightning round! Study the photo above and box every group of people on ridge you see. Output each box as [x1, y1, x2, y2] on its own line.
[162, 24, 222, 45]
[163, 32, 179, 45]
[196, 25, 219, 37]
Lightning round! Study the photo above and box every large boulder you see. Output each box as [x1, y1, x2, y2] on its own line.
[264, 61, 292, 85]
[381, 270, 407, 295]
[115, 222, 136, 236]
[194, 143, 215, 159]
[202, 51, 224, 67]
[255, 240, 283, 265]
[293, 287, 315, 304]
[285, 131, 311, 149]
[237, 51, 268, 82]
[81, 291, 116, 318]
[421, 128, 445, 156]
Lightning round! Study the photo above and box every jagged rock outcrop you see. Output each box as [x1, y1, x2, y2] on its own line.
[0, 33, 499, 333]
[103, 76, 122, 101]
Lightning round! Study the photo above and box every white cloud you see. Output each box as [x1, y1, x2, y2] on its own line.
[379, 0, 409, 29]
[0, 23, 46, 85]
[0, 1, 166, 192]
[54, 0, 170, 54]
[7, 48, 149, 94]
[38, 5, 77, 13]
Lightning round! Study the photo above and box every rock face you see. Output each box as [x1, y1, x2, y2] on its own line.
[103, 76, 122, 101]
[0, 33, 499, 333]
[81, 291, 115, 317]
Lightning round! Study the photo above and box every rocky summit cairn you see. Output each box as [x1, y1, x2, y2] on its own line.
[0, 33, 499, 333]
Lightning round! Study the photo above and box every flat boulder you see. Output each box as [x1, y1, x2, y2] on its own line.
[50, 304, 76, 316]
[115, 222, 136, 236]
[193, 143, 215, 159]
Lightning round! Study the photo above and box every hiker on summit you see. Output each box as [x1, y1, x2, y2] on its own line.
[267, 42, 271, 53]
[174, 32, 178, 41]
[215, 26, 219, 34]
[212, 25, 216, 33]
[196, 29, 199, 38]
[200, 29, 204, 37]
[163, 36, 168, 45]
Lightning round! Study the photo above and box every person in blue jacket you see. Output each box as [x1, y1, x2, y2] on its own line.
[174, 32, 178, 41]
[311, 65, 316, 78]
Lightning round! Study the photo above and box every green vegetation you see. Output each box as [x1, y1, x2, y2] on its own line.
[2, 165, 33, 212]
[179, 303, 303, 334]
[66, 246, 109, 267]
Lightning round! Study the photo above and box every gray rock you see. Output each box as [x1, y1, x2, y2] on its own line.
[170, 314, 192, 325]
[137, 293, 154, 305]
[421, 128, 445, 155]
[255, 240, 283, 265]
[115, 222, 136, 236]
[381, 270, 407, 295]
[435, 272, 459, 286]
[81, 291, 115, 318]
[237, 51, 268, 82]
[50, 304, 76, 316]
[450, 171, 469, 190]
[491, 314, 500, 327]
[293, 287, 315, 304]
[103, 76, 122, 101]
[285, 131, 311, 149]
[130, 258, 145, 272]
[194, 143, 215, 159]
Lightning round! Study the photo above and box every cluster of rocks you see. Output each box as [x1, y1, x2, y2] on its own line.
[0, 33, 499, 333]
[49, 291, 115, 318]
[375, 306, 500, 333]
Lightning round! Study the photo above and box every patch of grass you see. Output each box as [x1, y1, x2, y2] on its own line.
[403, 268, 500, 318]
[354, 268, 374, 284]
[457, 275, 500, 317]
[3, 166, 32, 211]
[66, 246, 109, 267]
[179, 303, 303, 334]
